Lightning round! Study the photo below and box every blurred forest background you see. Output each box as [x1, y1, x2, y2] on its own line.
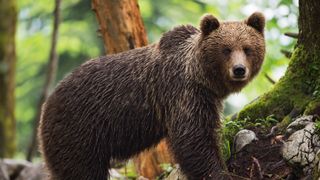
[2, 0, 298, 162]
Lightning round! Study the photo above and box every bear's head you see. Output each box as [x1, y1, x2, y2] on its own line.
[197, 12, 265, 95]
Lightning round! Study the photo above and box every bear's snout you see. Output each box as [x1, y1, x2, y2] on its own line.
[229, 63, 249, 81]
[228, 50, 250, 81]
[233, 64, 246, 77]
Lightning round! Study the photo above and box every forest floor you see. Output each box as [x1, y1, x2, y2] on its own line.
[227, 126, 293, 180]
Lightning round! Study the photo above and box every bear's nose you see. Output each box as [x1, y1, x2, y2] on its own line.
[232, 64, 246, 77]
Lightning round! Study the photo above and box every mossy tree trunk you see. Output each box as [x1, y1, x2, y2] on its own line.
[233, 0, 320, 129]
[91, 1, 173, 178]
[0, 0, 17, 158]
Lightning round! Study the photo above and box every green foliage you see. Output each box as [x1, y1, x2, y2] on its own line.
[221, 117, 248, 160]
[315, 120, 320, 134]
[255, 114, 278, 129]
[314, 117, 320, 135]
[222, 138, 232, 161]
[117, 161, 138, 179]
[159, 163, 174, 173]
[221, 114, 278, 160]
[223, 118, 247, 139]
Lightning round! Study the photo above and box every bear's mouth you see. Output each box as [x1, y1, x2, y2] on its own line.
[230, 76, 248, 82]
[228, 79, 248, 91]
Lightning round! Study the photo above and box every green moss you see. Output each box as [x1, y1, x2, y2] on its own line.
[277, 115, 292, 131]
[304, 99, 320, 115]
[236, 80, 295, 123]
[315, 120, 320, 134]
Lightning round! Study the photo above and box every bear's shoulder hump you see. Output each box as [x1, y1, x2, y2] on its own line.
[159, 25, 199, 50]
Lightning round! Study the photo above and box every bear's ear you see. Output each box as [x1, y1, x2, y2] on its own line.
[200, 14, 220, 36]
[246, 12, 265, 33]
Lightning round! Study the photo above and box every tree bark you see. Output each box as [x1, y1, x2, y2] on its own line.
[26, 0, 61, 161]
[91, 0, 173, 178]
[91, 0, 148, 54]
[231, 0, 320, 135]
[0, 0, 17, 158]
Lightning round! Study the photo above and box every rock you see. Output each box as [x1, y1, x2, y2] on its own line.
[234, 129, 258, 153]
[286, 115, 314, 136]
[0, 159, 46, 180]
[16, 163, 46, 180]
[282, 122, 320, 175]
[109, 168, 125, 179]
[2, 159, 32, 177]
[137, 176, 149, 180]
[2, 159, 32, 179]
[0, 161, 9, 180]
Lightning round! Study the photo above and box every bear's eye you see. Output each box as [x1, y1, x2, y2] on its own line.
[244, 47, 253, 56]
[222, 48, 232, 56]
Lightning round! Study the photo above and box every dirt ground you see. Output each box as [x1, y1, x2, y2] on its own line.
[227, 127, 297, 180]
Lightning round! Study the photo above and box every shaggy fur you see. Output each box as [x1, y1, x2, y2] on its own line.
[39, 12, 265, 180]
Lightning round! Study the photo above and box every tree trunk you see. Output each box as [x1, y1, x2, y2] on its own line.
[231, 0, 320, 134]
[91, 0, 173, 178]
[26, 0, 61, 161]
[91, 0, 148, 54]
[0, 0, 17, 158]
[133, 140, 174, 179]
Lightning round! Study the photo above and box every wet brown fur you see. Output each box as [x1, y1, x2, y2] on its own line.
[39, 13, 265, 180]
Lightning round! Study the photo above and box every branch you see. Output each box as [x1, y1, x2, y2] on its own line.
[26, 0, 61, 161]
[250, 157, 263, 179]
[262, 125, 278, 139]
[280, 49, 292, 59]
[284, 32, 298, 39]
[264, 74, 276, 84]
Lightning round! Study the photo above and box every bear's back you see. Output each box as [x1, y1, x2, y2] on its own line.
[40, 46, 168, 162]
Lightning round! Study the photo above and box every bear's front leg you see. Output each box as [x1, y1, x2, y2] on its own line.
[167, 91, 230, 180]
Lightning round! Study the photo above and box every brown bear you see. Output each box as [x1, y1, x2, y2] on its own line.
[39, 12, 265, 180]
